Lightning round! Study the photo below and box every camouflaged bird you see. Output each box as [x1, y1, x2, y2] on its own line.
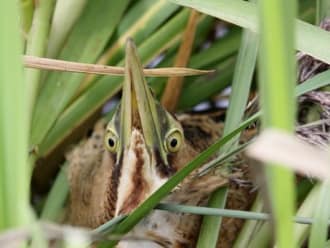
[67, 39, 239, 247]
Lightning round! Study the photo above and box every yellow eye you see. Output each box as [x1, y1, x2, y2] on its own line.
[104, 130, 119, 153]
[165, 129, 183, 153]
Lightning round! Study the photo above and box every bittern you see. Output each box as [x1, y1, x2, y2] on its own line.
[67, 39, 246, 247]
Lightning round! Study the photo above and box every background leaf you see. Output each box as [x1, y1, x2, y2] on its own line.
[0, 0, 30, 230]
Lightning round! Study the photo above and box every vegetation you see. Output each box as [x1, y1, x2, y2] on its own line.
[0, 0, 330, 247]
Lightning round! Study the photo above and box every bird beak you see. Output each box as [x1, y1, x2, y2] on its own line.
[120, 39, 167, 163]
[112, 39, 172, 215]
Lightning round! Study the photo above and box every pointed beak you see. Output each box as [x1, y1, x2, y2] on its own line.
[113, 40, 172, 215]
[120, 39, 165, 160]
[111, 39, 185, 215]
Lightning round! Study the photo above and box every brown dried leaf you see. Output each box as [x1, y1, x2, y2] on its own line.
[23, 55, 213, 77]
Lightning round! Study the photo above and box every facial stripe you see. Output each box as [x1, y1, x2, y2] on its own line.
[115, 129, 149, 215]
[119, 134, 149, 214]
[106, 151, 122, 216]
[154, 148, 176, 178]
[114, 129, 168, 216]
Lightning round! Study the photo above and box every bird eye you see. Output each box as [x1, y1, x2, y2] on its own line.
[104, 130, 119, 153]
[165, 129, 183, 153]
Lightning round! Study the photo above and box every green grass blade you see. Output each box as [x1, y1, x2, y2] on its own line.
[300, 0, 316, 24]
[20, 0, 34, 36]
[196, 187, 228, 248]
[47, 0, 88, 58]
[156, 203, 330, 225]
[156, 203, 270, 221]
[197, 10, 259, 247]
[103, 0, 180, 66]
[308, 182, 330, 248]
[249, 180, 315, 247]
[0, 1, 30, 230]
[233, 194, 264, 247]
[222, 25, 258, 151]
[170, 0, 330, 64]
[178, 56, 236, 109]
[294, 183, 322, 246]
[25, 0, 56, 120]
[30, 0, 129, 149]
[316, 0, 330, 24]
[242, 179, 313, 248]
[258, 0, 297, 247]
[39, 78, 121, 157]
[189, 28, 241, 68]
[295, 69, 330, 95]
[171, 0, 257, 31]
[40, 163, 69, 220]
[93, 216, 127, 235]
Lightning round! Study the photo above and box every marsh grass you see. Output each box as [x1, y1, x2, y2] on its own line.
[0, 0, 329, 247]
[0, 0, 30, 231]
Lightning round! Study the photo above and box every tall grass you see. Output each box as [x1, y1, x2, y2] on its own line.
[258, 0, 297, 246]
[316, 0, 330, 24]
[197, 0, 258, 245]
[0, 1, 30, 230]
[25, 0, 56, 119]
[0, 1, 329, 247]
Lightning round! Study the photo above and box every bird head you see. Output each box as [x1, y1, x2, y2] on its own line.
[105, 39, 186, 216]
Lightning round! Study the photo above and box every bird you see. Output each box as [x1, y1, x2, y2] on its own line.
[66, 39, 250, 247]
